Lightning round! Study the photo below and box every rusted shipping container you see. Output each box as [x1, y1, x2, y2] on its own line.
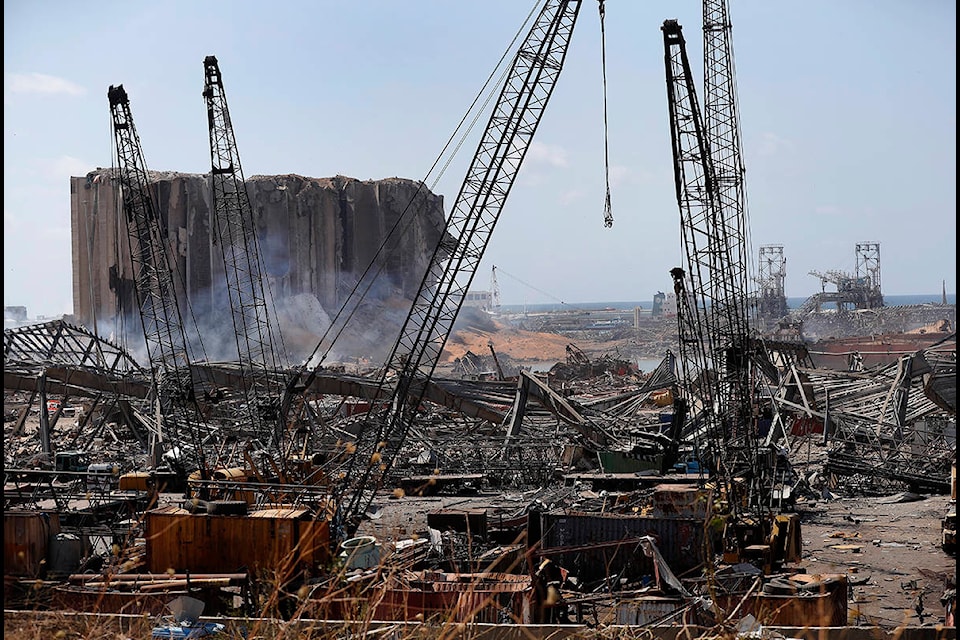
[373, 571, 534, 624]
[539, 510, 707, 580]
[4, 511, 60, 577]
[717, 575, 848, 627]
[145, 506, 329, 582]
[303, 571, 535, 623]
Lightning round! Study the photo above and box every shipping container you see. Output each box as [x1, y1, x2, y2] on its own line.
[373, 571, 533, 624]
[539, 510, 707, 582]
[145, 506, 330, 584]
[4, 511, 60, 577]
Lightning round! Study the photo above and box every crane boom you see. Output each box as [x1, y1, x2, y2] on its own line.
[203, 55, 285, 452]
[703, 0, 749, 309]
[336, 0, 582, 536]
[662, 20, 759, 508]
[108, 84, 209, 475]
[701, 1, 756, 463]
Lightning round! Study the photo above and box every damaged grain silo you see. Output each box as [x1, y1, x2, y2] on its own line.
[69, 170, 447, 364]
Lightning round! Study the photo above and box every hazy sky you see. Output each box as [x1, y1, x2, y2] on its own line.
[4, 0, 956, 318]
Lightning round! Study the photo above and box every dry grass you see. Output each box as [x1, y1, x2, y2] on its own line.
[3, 561, 849, 640]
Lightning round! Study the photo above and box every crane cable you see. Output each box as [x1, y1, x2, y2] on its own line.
[599, 0, 614, 228]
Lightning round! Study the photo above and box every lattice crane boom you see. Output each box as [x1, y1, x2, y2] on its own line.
[336, 0, 583, 536]
[203, 55, 286, 452]
[662, 19, 760, 509]
[701, 0, 755, 453]
[108, 84, 209, 475]
[703, 0, 750, 323]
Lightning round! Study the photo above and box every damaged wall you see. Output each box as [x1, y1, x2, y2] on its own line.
[70, 170, 446, 362]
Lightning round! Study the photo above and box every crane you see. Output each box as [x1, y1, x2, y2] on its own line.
[663, 14, 807, 575]
[661, 19, 762, 514]
[701, 0, 760, 484]
[107, 84, 210, 480]
[702, 0, 749, 300]
[332, 0, 583, 539]
[809, 269, 864, 292]
[203, 55, 287, 457]
[490, 265, 502, 313]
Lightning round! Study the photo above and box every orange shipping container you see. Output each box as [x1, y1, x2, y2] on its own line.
[145, 506, 330, 583]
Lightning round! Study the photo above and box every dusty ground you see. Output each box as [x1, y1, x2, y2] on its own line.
[442, 319, 576, 364]
[439, 313, 646, 375]
[797, 492, 955, 628]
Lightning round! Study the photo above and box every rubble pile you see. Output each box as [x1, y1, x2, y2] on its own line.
[3, 318, 956, 632]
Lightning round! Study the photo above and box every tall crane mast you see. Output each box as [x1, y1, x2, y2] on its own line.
[661, 19, 759, 511]
[203, 55, 286, 453]
[701, 0, 758, 475]
[702, 0, 749, 309]
[335, 0, 582, 537]
[107, 84, 209, 476]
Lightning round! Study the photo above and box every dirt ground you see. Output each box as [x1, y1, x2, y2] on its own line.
[441, 319, 608, 365]
[438, 315, 646, 377]
[797, 492, 955, 628]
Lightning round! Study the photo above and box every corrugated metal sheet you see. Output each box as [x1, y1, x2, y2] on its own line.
[427, 573, 529, 593]
[4, 511, 60, 577]
[717, 585, 847, 626]
[539, 510, 706, 581]
[145, 507, 329, 580]
[248, 508, 310, 519]
[614, 595, 688, 625]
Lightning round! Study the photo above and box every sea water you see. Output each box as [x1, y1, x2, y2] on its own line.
[500, 293, 955, 314]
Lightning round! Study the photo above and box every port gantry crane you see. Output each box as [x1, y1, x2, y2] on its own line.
[203, 55, 287, 459]
[332, 0, 583, 538]
[107, 85, 211, 481]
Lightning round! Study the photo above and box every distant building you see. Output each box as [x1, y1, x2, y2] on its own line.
[651, 292, 665, 317]
[463, 290, 493, 312]
[651, 292, 677, 319]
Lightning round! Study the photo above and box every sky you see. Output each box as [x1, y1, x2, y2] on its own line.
[4, 0, 957, 319]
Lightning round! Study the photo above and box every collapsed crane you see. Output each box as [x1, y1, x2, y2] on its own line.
[203, 55, 287, 457]
[107, 85, 210, 480]
[332, 0, 583, 539]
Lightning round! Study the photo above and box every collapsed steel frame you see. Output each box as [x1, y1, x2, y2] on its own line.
[774, 343, 956, 494]
[4, 320, 150, 452]
[7, 320, 954, 494]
